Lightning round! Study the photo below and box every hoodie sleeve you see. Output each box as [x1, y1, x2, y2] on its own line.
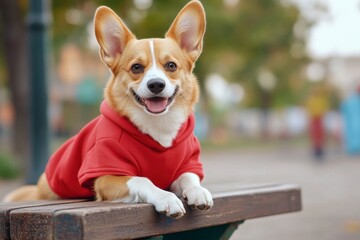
[174, 135, 204, 182]
[78, 138, 140, 189]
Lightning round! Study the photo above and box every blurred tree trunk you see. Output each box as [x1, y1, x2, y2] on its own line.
[0, 0, 30, 166]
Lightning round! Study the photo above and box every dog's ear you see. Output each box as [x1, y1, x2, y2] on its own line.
[165, 1, 206, 62]
[94, 6, 135, 69]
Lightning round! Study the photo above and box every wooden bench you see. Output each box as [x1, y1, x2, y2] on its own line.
[1, 183, 301, 240]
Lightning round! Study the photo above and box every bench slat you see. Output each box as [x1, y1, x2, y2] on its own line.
[8, 183, 301, 240]
[0, 199, 86, 240]
[9, 201, 107, 240]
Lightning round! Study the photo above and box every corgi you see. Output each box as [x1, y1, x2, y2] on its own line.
[3, 0, 213, 218]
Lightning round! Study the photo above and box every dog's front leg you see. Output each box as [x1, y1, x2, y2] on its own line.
[170, 173, 213, 210]
[94, 175, 186, 218]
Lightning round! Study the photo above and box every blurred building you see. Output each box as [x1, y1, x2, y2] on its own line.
[322, 57, 360, 98]
[50, 43, 108, 136]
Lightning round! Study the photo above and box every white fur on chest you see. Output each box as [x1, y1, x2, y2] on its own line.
[128, 106, 187, 147]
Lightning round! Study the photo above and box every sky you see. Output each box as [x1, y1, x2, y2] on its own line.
[296, 0, 360, 58]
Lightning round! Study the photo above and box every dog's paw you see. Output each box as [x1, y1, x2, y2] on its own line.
[152, 191, 186, 219]
[183, 186, 213, 210]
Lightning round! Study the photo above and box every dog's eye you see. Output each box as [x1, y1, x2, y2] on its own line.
[165, 62, 177, 72]
[131, 64, 144, 74]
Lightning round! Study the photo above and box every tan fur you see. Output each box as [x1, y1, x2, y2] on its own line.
[165, 1, 206, 62]
[95, 2, 205, 119]
[103, 38, 200, 120]
[37, 173, 59, 200]
[94, 6, 135, 72]
[3, 173, 58, 202]
[94, 175, 131, 201]
[3, 186, 38, 202]
[3, 1, 206, 204]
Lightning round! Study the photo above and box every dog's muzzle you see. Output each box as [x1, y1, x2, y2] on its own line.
[132, 86, 179, 114]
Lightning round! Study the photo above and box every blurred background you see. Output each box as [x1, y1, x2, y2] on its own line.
[0, 0, 360, 239]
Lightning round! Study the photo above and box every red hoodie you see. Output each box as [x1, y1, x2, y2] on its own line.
[45, 101, 203, 199]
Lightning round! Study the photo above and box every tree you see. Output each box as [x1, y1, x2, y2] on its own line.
[0, 0, 30, 165]
[203, 0, 310, 109]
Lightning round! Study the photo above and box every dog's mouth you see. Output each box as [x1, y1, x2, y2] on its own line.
[132, 87, 179, 114]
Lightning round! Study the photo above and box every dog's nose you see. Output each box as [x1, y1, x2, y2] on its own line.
[147, 78, 166, 94]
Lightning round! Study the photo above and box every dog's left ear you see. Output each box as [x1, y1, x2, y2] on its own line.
[166, 1, 206, 62]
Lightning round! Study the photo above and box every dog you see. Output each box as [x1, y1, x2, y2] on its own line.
[3, 0, 213, 218]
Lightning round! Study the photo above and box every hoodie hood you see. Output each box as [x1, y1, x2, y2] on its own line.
[100, 101, 195, 152]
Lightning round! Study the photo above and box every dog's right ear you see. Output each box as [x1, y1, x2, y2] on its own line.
[165, 1, 206, 63]
[94, 6, 135, 69]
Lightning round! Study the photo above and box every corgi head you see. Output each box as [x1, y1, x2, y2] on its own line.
[94, 1, 206, 147]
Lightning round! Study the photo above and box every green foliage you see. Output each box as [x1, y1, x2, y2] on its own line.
[0, 153, 19, 179]
[202, 0, 311, 108]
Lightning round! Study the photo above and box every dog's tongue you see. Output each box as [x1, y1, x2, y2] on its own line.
[144, 97, 168, 113]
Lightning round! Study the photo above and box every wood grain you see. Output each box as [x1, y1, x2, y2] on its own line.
[54, 183, 301, 240]
[7, 183, 301, 240]
[9, 201, 101, 240]
[0, 199, 87, 240]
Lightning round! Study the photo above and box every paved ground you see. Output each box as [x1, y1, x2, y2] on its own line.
[201, 145, 360, 240]
[1, 144, 360, 239]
